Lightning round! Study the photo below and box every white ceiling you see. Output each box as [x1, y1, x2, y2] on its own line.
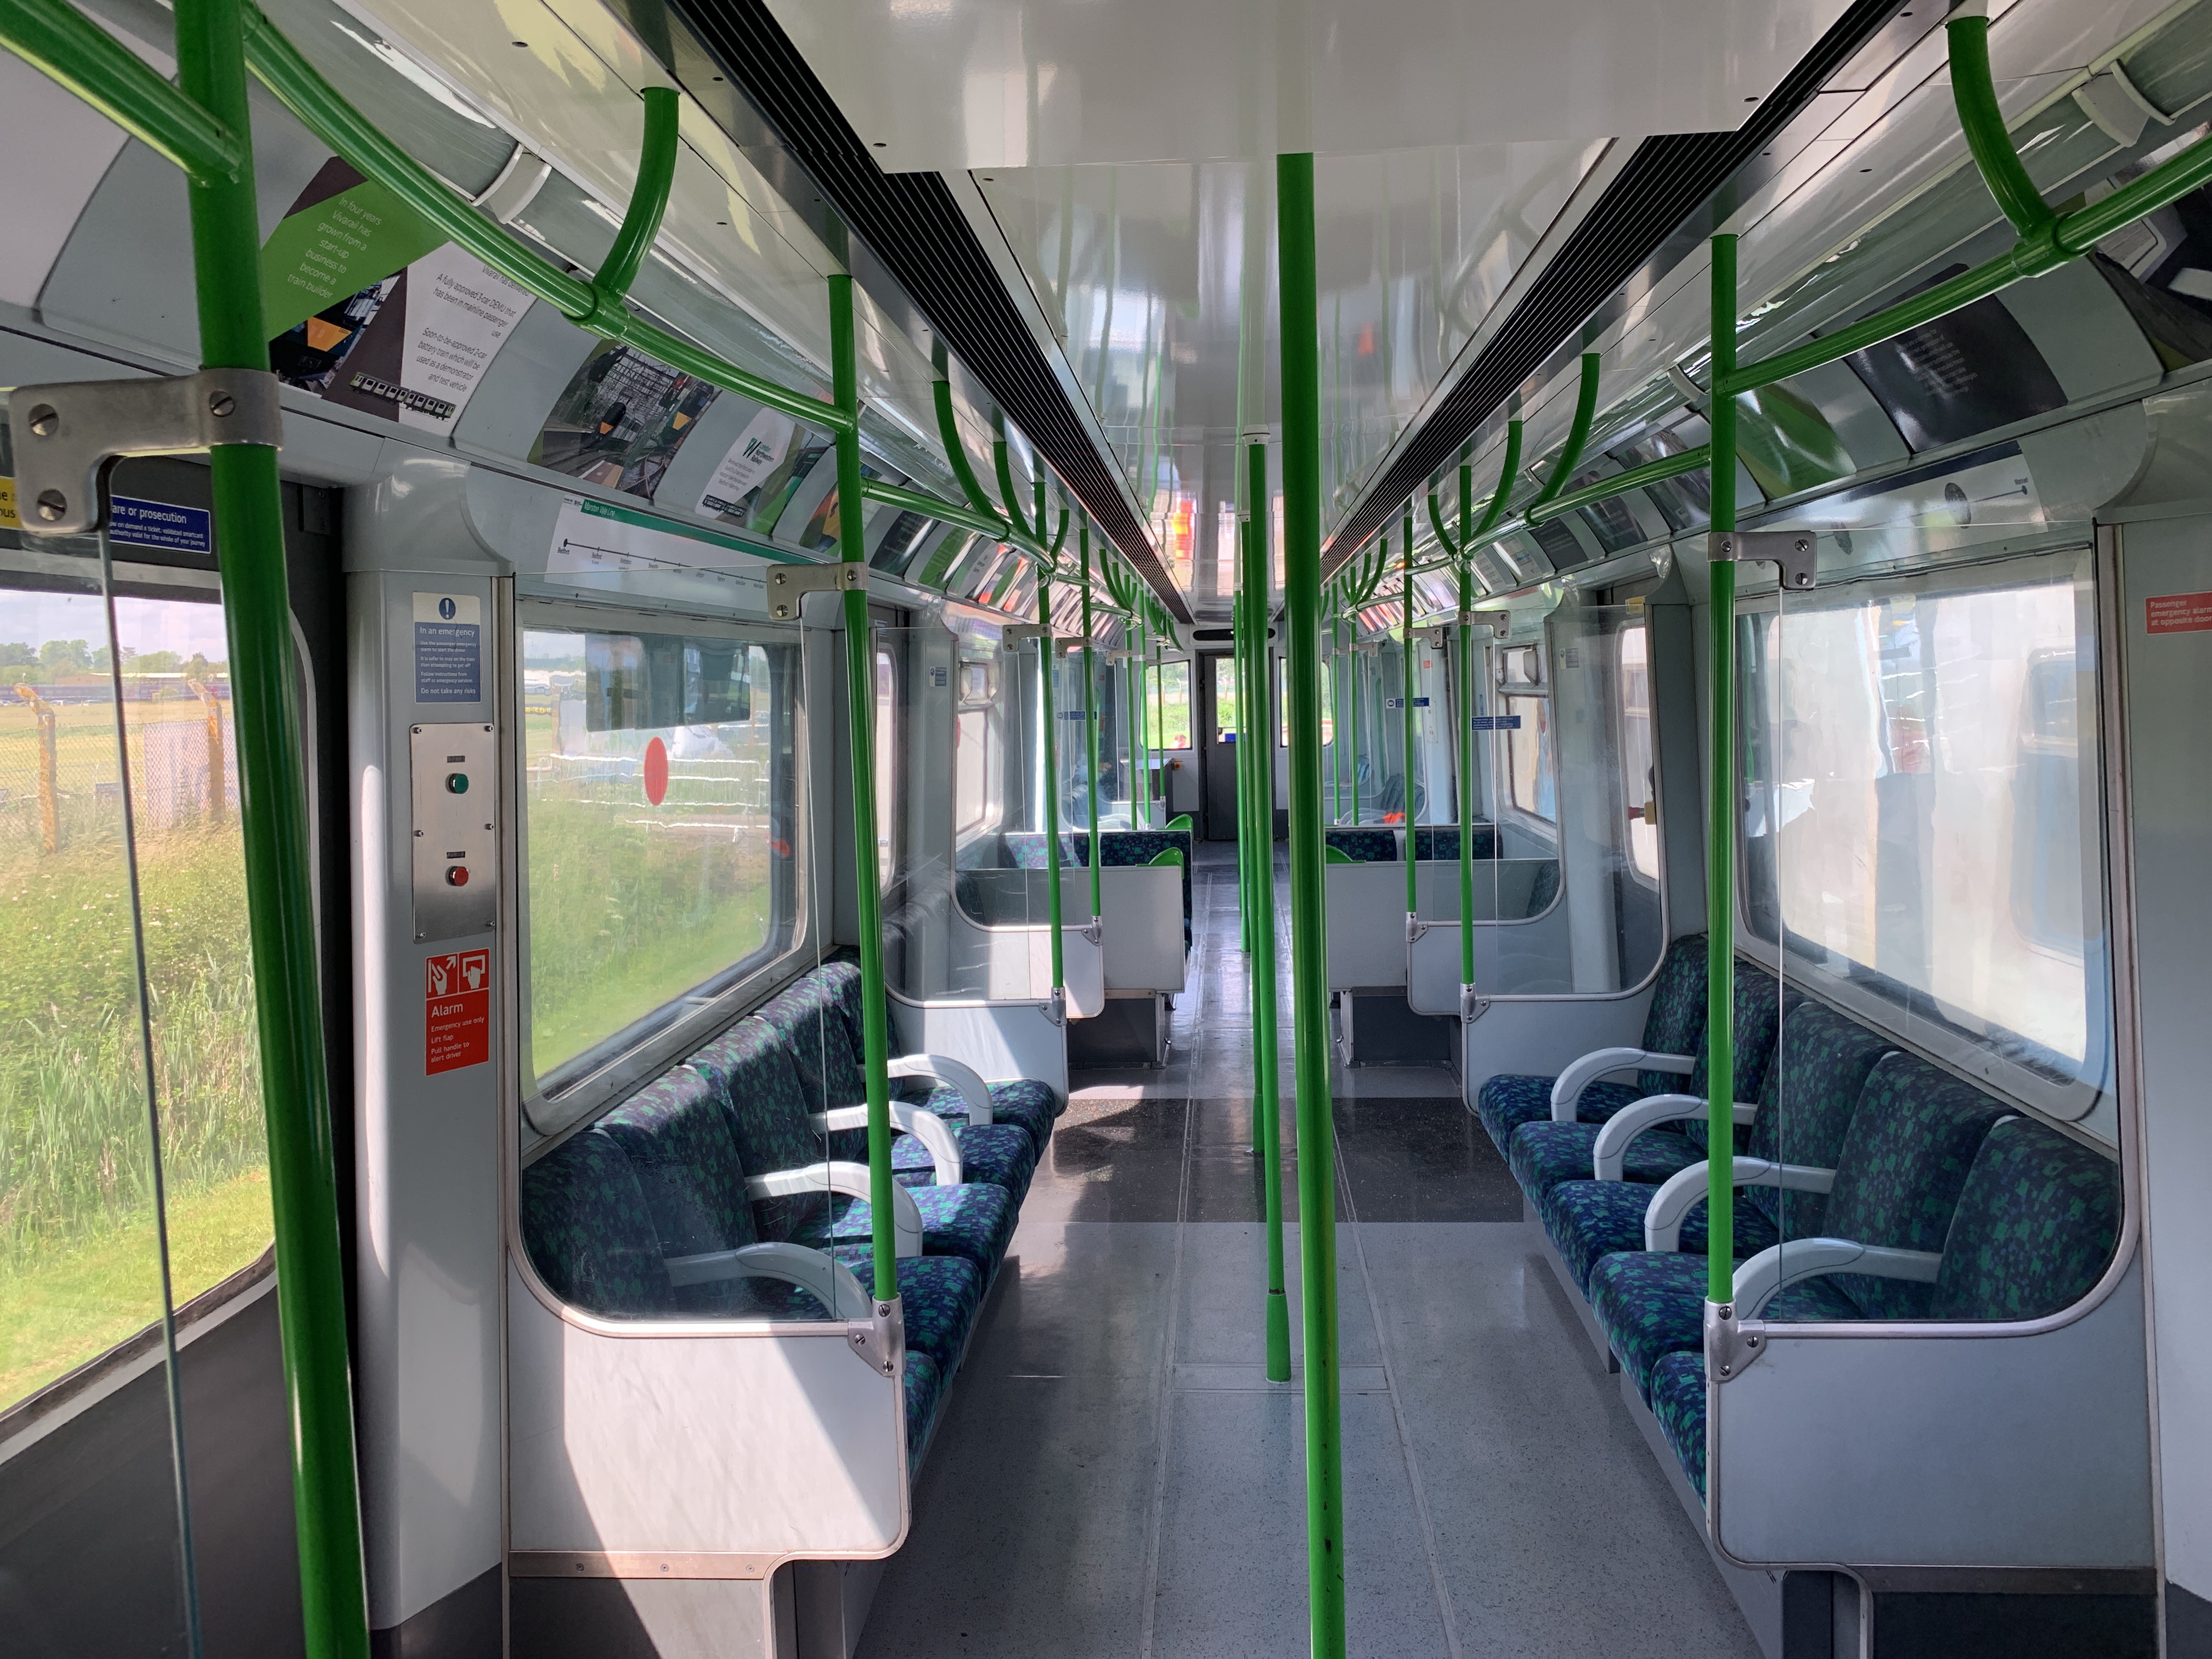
[764, 0, 1860, 170]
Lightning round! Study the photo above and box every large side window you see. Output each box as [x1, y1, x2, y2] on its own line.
[1739, 551, 2110, 1106]
[521, 610, 797, 1093]
[1618, 623, 1658, 880]
[2, 571, 271, 1413]
[1153, 659, 1192, 750]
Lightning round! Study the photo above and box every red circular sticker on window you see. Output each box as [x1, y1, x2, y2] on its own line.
[642, 736, 669, 805]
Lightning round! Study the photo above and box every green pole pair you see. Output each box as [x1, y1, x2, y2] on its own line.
[1401, 523, 1417, 917]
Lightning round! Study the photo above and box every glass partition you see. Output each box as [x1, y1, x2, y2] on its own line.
[1437, 597, 1660, 996]
[894, 625, 1058, 1001]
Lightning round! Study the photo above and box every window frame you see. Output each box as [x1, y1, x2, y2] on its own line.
[514, 594, 812, 1136]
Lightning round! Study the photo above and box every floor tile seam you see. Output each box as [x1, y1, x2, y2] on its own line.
[1340, 1207, 1468, 1659]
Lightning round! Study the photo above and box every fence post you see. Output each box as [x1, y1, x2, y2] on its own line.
[16, 684, 60, 851]
[190, 678, 224, 823]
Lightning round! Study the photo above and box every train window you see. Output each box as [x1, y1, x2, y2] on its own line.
[1503, 695, 1557, 823]
[1271, 657, 1334, 747]
[1212, 657, 1239, 742]
[1, 569, 272, 1412]
[1739, 550, 2111, 1101]
[520, 612, 797, 1092]
[1152, 659, 1192, 749]
[1618, 624, 1659, 881]
[874, 645, 898, 887]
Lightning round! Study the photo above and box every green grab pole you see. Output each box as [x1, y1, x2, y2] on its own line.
[1080, 527, 1102, 920]
[829, 274, 898, 1306]
[240, 9, 849, 435]
[1946, 11, 2055, 240]
[1278, 148, 1347, 1659]
[1401, 520, 1417, 919]
[1246, 437, 1292, 1381]
[1236, 590, 1256, 961]
[1475, 421, 1523, 540]
[589, 87, 677, 309]
[1528, 444, 1709, 526]
[0, 0, 245, 180]
[929, 379, 1012, 531]
[994, 438, 1041, 544]
[862, 478, 1011, 543]
[1348, 608, 1361, 827]
[1039, 570, 1065, 997]
[1330, 610, 1342, 824]
[1705, 236, 1739, 1307]
[1132, 614, 1149, 828]
[176, 0, 370, 1652]
[1528, 353, 1601, 511]
[1457, 492, 1475, 991]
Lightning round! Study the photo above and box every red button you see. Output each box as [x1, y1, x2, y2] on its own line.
[446, 865, 469, 887]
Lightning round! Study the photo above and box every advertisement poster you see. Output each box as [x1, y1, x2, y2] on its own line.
[696, 408, 797, 518]
[262, 159, 533, 433]
[528, 343, 720, 499]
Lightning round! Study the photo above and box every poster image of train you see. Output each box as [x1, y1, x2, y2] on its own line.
[529, 343, 721, 500]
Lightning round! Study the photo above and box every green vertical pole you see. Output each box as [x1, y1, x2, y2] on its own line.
[1080, 528, 1102, 921]
[1038, 568, 1066, 996]
[1705, 236, 1739, 1306]
[1246, 438, 1291, 1379]
[829, 274, 897, 1306]
[174, 1, 369, 1652]
[1329, 610, 1341, 824]
[1401, 523, 1417, 918]
[1233, 591, 1253, 960]
[1458, 538, 1476, 990]
[1279, 149, 1347, 1659]
[1132, 616, 1149, 827]
[1349, 614, 1361, 827]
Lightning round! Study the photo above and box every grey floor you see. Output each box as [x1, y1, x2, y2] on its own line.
[859, 843, 1758, 1658]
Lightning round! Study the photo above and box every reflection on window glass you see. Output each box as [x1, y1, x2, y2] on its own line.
[1268, 657, 1335, 747]
[1152, 660, 1192, 750]
[874, 646, 896, 887]
[523, 622, 794, 1087]
[1619, 625, 1659, 879]
[1504, 695, 1556, 822]
[1, 582, 269, 1410]
[1739, 557, 2108, 1086]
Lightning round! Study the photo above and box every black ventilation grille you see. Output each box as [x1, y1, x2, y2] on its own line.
[670, 0, 1191, 622]
[1321, 0, 1911, 574]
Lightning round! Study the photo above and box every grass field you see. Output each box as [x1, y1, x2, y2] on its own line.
[0, 697, 269, 1413]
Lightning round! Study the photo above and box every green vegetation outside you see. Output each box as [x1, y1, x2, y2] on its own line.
[0, 700, 270, 1412]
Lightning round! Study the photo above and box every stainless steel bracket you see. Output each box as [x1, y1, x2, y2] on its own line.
[765, 560, 866, 619]
[1459, 983, 1487, 1023]
[1082, 913, 1103, 945]
[1708, 530, 1817, 591]
[1045, 987, 1066, 1026]
[1706, 1297, 1767, 1384]
[847, 1294, 904, 1378]
[1003, 623, 1051, 646]
[1405, 910, 1428, 945]
[11, 368, 284, 537]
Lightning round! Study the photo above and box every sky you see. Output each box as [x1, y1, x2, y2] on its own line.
[2, 589, 233, 663]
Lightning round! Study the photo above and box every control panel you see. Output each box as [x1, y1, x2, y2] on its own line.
[410, 723, 496, 943]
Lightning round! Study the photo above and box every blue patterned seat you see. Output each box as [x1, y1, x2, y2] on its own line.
[1587, 1051, 2012, 1398]
[799, 1181, 1016, 1278]
[1410, 823, 1497, 861]
[1532, 1002, 1891, 1286]
[891, 1120, 1036, 1203]
[1506, 967, 1787, 1199]
[1475, 932, 1711, 1153]
[519, 1128, 678, 1319]
[903, 1352, 943, 1474]
[1323, 826, 1398, 862]
[1624, 1115, 2120, 1506]
[811, 956, 1060, 1146]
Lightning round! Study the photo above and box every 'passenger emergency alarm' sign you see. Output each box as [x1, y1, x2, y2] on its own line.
[425, 949, 492, 1075]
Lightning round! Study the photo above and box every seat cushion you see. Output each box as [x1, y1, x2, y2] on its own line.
[910, 1075, 1061, 1141]
[1475, 1073, 1644, 1154]
[1647, 1352, 1707, 1498]
[823, 1249, 980, 1378]
[1543, 1180, 1781, 1294]
[904, 1352, 943, 1475]
[1587, 1251, 1709, 1400]
[893, 1121, 1036, 1203]
[1507, 1119, 1702, 1199]
[800, 1182, 1017, 1276]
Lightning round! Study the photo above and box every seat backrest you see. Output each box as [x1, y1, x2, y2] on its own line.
[597, 1066, 759, 1257]
[1637, 933, 1710, 1094]
[1675, 967, 1787, 1154]
[519, 1130, 676, 1318]
[1927, 1117, 2120, 1321]
[1816, 1052, 2011, 1319]
[1323, 827, 1399, 863]
[756, 973, 867, 1105]
[1741, 1003, 1894, 1237]
[688, 1016, 826, 1239]
[1409, 824, 1499, 862]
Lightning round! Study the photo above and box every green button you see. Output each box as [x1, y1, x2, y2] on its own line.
[446, 772, 469, 794]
